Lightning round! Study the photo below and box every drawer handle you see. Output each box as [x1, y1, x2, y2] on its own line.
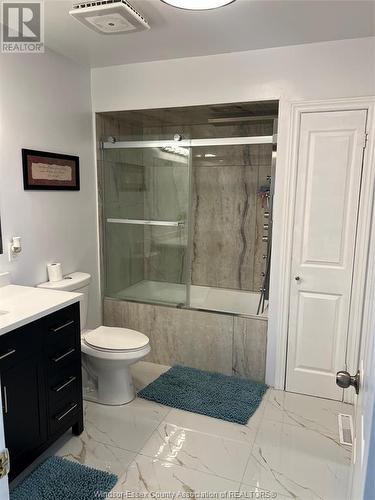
[52, 348, 75, 363]
[56, 403, 78, 422]
[50, 320, 75, 333]
[0, 349, 16, 361]
[53, 376, 77, 393]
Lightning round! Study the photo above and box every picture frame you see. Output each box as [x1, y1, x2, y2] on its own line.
[22, 149, 80, 191]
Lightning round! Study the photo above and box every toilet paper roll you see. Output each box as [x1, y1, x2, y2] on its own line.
[47, 263, 63, 282]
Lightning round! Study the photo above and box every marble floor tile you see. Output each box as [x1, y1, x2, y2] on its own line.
[263, 389, 353, 440]
[239, 483, 292, 498]
[43, 363, 352, 500]
[131, 360, 170, 391]
[53, 430, 135, 478]
[113, 455, 240, 493]
[140, 421, 252, 482]
[242, 419, 351, 500]
[84, 397, 171, 453]
[163, 408, 259, 444]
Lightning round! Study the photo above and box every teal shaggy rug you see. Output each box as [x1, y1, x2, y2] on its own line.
[138, 365, 268, 425]
[10, 456, 117, 500]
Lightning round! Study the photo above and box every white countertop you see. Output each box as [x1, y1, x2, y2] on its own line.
[0, 284, 82, 336]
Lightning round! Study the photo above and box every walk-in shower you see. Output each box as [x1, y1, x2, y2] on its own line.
[98, 101, 278, 319]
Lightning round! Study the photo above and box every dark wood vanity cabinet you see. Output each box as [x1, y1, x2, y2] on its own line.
[0, 302, 84, 479]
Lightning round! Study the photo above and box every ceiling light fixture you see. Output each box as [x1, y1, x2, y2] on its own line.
[161, 0, 236, 11]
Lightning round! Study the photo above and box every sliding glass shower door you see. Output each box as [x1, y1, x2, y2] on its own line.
[102, 131, 275, 313]
[103, 141, 191, 307]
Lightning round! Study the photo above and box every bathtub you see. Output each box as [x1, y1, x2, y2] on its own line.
[190, 285, 267, 317]
[115, 280, 268, 318]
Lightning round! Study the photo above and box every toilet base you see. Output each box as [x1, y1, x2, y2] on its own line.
[84, 391, 136, 406]
[82, 355, 137, 406]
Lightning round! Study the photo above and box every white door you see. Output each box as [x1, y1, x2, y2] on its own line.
[286, 109, 367, 400]
[350, 202, 375, 499]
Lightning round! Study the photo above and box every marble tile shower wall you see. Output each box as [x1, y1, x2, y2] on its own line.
[190, 121, 273, 292]
[191, 147, 272, 291]
[143, 121, 273, 292]
[104, 298, 268, 382]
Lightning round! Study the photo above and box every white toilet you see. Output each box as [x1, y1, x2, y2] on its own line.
[37, 272, 151, 405]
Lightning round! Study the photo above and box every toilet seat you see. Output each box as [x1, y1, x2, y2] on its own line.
[83, 326, 149, 353]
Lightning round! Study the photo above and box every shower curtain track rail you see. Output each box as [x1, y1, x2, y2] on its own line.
[102, 136, 273, 149]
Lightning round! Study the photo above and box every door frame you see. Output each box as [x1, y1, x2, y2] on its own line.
[350, 184, 375, 499]
[270, 97, 375, 402]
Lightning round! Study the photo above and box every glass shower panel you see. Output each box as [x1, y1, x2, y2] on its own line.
[103, 144, 191, 307]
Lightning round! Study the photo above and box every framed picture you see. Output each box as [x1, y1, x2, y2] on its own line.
[22, 149, 80, 191]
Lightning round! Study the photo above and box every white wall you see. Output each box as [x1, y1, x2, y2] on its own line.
[91, 36, 375, 386]
[91, 37, 374, 111]
[0, 49, 101, 328]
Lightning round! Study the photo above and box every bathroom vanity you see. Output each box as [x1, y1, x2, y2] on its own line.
[0, 275, 83, 480]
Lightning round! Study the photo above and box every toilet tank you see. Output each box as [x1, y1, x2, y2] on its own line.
[37, 272, 91, 331]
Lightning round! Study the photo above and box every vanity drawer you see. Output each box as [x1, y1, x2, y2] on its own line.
[43, 304, 80, 346]
[0, 324, 41, 371]
[48, 363, 81, 409]
[46, 328, 78, 355]
[47, 342, 80, 373]
[49, 399, 81, 436]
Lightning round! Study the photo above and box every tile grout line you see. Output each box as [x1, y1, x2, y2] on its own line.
[83, 401, 173, 456]
[239, 389, 270, 485]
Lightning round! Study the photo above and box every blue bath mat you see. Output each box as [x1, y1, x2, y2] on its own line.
[10, 456, 118, 500]
[138, 365, 268, 425]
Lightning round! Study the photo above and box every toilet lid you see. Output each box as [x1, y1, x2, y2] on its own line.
[84, 326, 149, 352]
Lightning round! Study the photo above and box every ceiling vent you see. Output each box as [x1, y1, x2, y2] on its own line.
[69, 1, 150, 34]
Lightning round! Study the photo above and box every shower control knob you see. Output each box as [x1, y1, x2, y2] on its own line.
[174, 134, 182, 142]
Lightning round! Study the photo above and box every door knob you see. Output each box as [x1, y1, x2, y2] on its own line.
[336, 370, 360, 395]
[295, 276, 301, 282]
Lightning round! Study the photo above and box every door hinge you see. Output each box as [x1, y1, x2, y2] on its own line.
[0, 449, 10, 479]
[363, 132, 368, 149]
